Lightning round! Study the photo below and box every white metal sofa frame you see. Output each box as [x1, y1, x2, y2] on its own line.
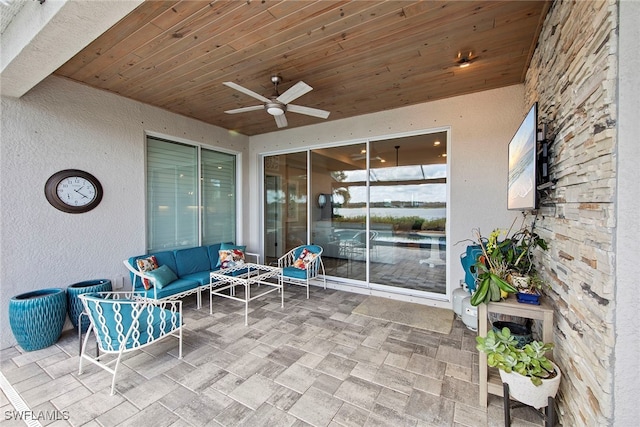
[78, 291, 183, 395]
[278, 244, 327, 299]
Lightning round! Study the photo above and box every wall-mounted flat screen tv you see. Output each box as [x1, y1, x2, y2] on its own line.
[507, 103, 538, 210]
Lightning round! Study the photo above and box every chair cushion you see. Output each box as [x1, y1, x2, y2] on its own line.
[293, 248, 318, 270]
[145, 265, 178, 289]
[174, 246, 210, 277]
[83, 296, 181, 351]
[282, 266, 308, 280]
[136, 256, 158, 290]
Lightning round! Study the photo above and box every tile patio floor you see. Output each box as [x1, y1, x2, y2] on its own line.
[1, 285, 546, 426]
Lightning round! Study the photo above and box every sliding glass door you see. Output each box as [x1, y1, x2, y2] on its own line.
[264, 130, 448, 296]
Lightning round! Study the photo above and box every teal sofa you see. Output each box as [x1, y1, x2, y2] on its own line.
[123, 243, 258, 307]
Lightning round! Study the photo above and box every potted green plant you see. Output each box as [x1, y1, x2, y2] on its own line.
[469, 228, 518, 306]
[476, 326, 561, 409]
[469, 218, 548, 306]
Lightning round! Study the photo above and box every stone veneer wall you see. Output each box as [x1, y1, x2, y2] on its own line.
[524, 0, 617, 425]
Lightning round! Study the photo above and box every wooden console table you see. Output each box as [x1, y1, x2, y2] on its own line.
[478, 296, 554, 407]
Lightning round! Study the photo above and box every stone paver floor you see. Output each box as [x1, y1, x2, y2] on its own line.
[1, 285, 546, 426]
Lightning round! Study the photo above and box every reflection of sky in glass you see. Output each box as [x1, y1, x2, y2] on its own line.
[332, 165, 447, 203]
[340, 165, 446, 182]
[347, 184, 445, 203]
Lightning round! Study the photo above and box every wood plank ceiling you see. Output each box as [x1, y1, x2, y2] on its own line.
[54, 0, 550, 136]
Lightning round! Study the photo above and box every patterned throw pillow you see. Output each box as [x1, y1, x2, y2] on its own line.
[218, 249, 245, 269]
[293, 248, 317, 270]
[136, 255, 158, 290]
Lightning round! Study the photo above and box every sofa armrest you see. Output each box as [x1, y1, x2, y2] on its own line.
[122, 260, 159, 299]
[245, 252, 261, 265]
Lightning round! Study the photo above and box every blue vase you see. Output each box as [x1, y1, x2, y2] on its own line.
[67, 279, 112, 332]
[9, 288, 67, 351]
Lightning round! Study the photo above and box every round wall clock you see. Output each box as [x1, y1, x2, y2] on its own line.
[44, 169, 103, 213]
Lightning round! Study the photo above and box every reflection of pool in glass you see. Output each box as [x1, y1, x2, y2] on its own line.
[374, 231, 445, 247]
[332, 229, 445, 250]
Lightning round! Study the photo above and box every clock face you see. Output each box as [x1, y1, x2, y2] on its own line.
[45, 169, 103, 213]
[56, 176, 97, 206]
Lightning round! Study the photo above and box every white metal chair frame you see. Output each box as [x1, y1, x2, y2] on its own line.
[278, 245, 327, 299]
[78, 291, 183, 395]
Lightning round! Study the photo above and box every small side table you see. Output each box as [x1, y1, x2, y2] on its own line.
[478, 296, 554, 407]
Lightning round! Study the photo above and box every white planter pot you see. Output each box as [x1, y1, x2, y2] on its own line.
[499, 361, 561, 409]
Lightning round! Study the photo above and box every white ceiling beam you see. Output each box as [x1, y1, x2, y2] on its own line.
[1, 0, 142, 98]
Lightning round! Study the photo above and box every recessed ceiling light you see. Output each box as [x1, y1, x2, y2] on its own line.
[434, 141, 441, 146]
[456, 51, 476, 68]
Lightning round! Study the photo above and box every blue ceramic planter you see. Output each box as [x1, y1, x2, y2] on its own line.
[9, 288, 67, 351]
[67, 279, 112, 332]
[517, 291, 541, 305]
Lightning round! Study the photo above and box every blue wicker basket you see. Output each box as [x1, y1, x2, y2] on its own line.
[67, 279, 112, 332]
[9, 288, 67, 351]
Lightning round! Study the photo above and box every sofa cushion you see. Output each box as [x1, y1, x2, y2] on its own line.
[150, 251, 178, 275]
[180, 271, 213, 286]
[207, 243, 224, 270]
[138, 278, 200, 300]
[174, 246, 210, 277]
[128, 251, 177, 291]
[145, 264, 178, 289]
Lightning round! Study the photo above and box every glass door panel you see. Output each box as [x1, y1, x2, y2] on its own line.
[368, 134, 447, 294]
[311, 143, 367, 283]
[264, 152, 307, 265]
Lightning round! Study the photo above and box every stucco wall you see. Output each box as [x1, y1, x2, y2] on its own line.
[247, 84, 527, 298]
[614, 1, 640, 425]
[0, 75, 249, 349]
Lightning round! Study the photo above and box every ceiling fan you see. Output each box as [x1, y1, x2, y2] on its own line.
[223, 76, 330, 128]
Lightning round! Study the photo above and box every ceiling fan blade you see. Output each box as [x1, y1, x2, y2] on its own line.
[276, 81, 312, 104]
[224, 105, 264, 114]
[274, 114, 288, 128]
[287, 104, 330, 119]
[223, 81, 270, 103]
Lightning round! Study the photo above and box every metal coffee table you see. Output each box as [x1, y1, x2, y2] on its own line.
[209, 263, 283, 325]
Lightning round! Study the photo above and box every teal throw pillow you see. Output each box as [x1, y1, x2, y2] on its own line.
[145, 264, 178, 289]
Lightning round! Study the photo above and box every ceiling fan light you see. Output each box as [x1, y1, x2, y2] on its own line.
[265, 101, 286, 116]
[267, 106, 284, 116]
